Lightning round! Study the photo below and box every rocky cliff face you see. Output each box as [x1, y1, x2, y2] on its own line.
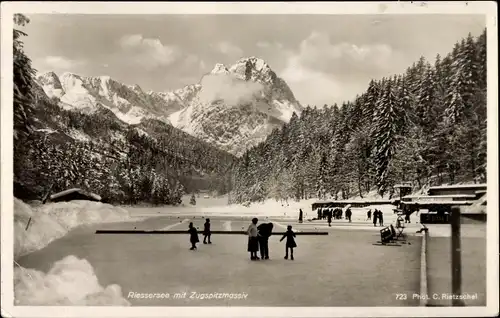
[168, 57, 303, 156]
[36, 72, 198, 125]
[37, 56, 302, 156]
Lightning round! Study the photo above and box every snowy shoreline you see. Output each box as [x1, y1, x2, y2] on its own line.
[13, 194, 400, 306]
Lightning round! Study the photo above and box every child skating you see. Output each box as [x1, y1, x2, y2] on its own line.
[188, 222, 199, 250]
[280, 225, 297, 260]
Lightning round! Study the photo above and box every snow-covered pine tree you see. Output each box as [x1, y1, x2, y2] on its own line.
[315, 151, 329, 200]
[372, 78, 404, 197]
[13, 14, 35, 142]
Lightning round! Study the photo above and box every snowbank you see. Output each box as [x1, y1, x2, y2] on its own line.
[14, 255, 130, 306]
[14, 198, 132, 260]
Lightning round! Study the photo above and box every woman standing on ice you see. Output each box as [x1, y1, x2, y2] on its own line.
[280, 225, 297, 260]
[188, 222, 199, 250]
[247, 218, 260, 260]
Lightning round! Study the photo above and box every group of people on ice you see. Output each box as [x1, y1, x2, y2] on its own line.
[316, 207, 352, 225]
[188, 218, 213, 250]
[247, 218, 297, 261]
[187, 217, 297, 261]
[366, 209, 384, 226]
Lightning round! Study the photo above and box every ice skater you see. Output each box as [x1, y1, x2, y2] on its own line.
[280, 225, 297, 260]
[247, 218, 260, 260]
[404, 210, 411, 223]
[188, 222, 199, 250]
[203, 218, 212, 244]
[366, 209, 372, 221]
[345, 208, 352, 223]
[257, 222, 274, 260]
[373, 209, 379, 227]
[379, 210, 384, 227]
[327, 210, 332, 226]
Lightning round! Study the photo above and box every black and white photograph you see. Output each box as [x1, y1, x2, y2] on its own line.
[1, 2, 498, 317]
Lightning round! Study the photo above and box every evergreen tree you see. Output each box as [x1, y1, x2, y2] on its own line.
[372, 79, 404, 196]
[13, 14, 36, 142]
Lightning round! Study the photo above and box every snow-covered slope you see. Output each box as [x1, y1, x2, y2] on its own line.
[36, 72, 198, 125]
[168, 57, 303, 156]
[37, 56, 302, 156]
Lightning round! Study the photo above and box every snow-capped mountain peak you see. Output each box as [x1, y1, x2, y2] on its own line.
[168, 56, 303, 156]
[36, 56, 303, 156]
[228, 56, 274, 85]
[211, 63, 230, 75]
[36, 71, 64, 99]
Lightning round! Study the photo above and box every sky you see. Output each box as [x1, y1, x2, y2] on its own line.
[20, 14, 486, 107]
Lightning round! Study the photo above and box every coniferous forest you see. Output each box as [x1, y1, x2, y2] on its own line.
[230, 30, 487, 203]
[13, 14, 236, 204]
[13, 13, 487, 206]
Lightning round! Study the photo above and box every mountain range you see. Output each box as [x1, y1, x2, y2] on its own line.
[37, 57, 303, 156]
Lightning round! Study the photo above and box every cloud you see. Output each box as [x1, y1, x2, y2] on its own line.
[279, 31, 404, 106]
[183, 54, 199, 66]
[296, 31, 397, 76]
[256, 41, 271, 48]
[281, 56, 346, 107]
[119, 34, 179, 69]
[198, 73, 264, 106]
[212, 41, 243, 57]
[199, 60, 207, 71]
[256, 41, 284, 50]
[35, 56, 85, 73]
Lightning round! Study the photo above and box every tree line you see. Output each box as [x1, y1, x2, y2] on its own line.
[230, 29, 487, 203]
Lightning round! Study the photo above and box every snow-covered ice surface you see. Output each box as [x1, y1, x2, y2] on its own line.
[12, 194, 409, 306]
[14, 255, 130, 306]
[14, 198, 134, 260]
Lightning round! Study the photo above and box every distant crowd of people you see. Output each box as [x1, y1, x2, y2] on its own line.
[187, 217, 297, 261]
[314, 206, 390, 227]
[317, 207, 352, 225]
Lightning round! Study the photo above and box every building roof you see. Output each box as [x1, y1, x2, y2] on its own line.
[428, 183, 487, 190]
[50, 188, 102, 201]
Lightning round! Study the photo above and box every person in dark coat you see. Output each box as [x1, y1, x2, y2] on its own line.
[203, 218, 212, 244]
[317, 208, 322, 220]
[327, 210, 332, 226]
[379, 210, 384, 226]
[188, 222, 199, 250]
[405, 210, 411, 223]
[280, 225, 297, 260]
[366, 209, 372, 221]
[373, 209, 379, 227]
[247, 218, 260, 260]
[346, 208, 352, 222]
[257, 222, 274, 260]
[298, 209, 303, 223]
